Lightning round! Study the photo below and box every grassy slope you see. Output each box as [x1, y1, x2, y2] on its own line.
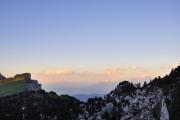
[0, 78, 26, 96]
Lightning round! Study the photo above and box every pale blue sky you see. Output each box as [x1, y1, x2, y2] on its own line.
[0, 0, 179, 94]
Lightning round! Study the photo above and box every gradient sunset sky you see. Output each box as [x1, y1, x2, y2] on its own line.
[0, 0, 179, 95]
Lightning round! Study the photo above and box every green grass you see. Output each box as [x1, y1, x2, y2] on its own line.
[0, 79, 26, 96]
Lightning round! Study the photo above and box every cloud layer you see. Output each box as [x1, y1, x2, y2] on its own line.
[33, 65, 175, 85]
[31, 64, 179, 94]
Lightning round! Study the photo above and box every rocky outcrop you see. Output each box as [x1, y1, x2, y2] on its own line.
[15, 73, 42, 91]
[0, 73, 41, 92]
[14, 73, 31, 80]
[25, 80, 41, 91]
[13, 73, 41, 91]
[160, 98, 169, 120]
[78, 66, 180, 120]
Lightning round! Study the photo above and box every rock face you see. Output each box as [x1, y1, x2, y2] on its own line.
[160, 98, 169, 120]
[80, 85, 163, 120]
[25, 80, 41, 91]
[0, 73, 6, 80]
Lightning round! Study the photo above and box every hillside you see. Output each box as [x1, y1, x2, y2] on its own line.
[0, 73, 80, 120]
[0, 90, 80, 120]
[0, 73, 41, 96]
[78, 66, 180, 120]
[0, 79, 26, 96]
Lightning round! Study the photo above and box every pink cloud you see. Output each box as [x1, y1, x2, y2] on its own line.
[32, 66, 167, 85]
[43, 68, 74, 76]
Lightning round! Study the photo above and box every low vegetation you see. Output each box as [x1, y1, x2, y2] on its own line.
[0, 78, 26, 96]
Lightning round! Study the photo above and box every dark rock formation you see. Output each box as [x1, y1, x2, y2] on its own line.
[25, 80, 41, 91]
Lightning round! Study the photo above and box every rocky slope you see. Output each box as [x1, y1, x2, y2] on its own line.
[78, 66, 180, 120]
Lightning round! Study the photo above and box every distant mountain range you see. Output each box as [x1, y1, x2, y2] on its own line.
[0, 66, 180, 120]
[73, 93, 104, 102]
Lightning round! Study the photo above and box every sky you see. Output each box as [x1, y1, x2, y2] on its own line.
[0, 0, 180, 95]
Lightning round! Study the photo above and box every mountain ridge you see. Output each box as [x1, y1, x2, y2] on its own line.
[78, 66, 180, 120]
[0, 66, 180, 120]
[73, 93, 104, 102]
